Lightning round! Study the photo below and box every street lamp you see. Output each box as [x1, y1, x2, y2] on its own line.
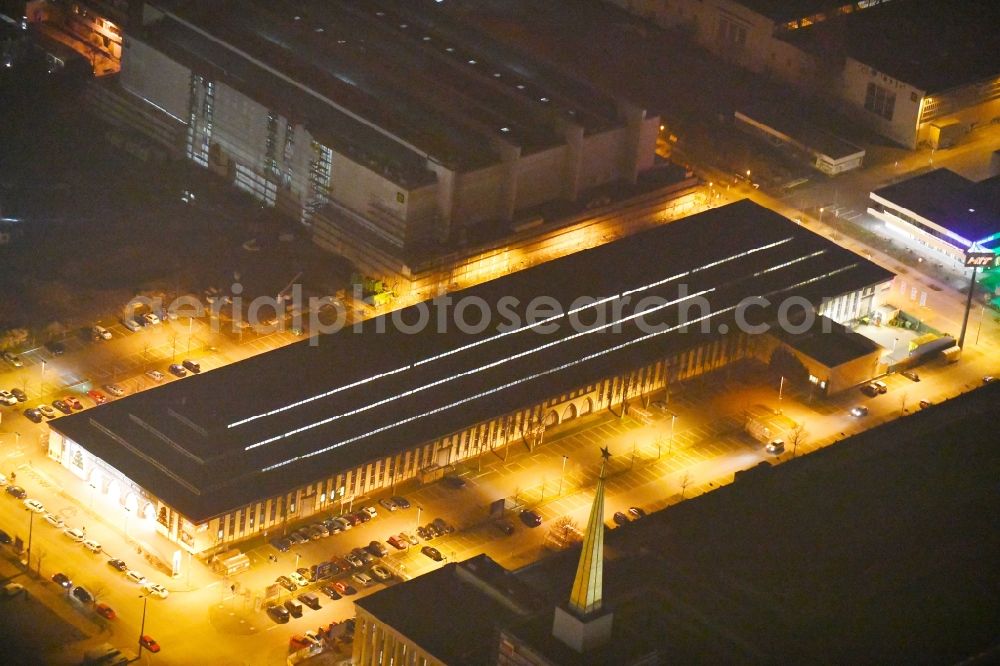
[819, 206, 825, 224]
[415, 505, 422, 532]
[777, 376, 785, 414]
[137, 594, 149, 658]
[558, 455, 568, 496]
[668, 412, 677, 457]
[25, 506, 35, 569]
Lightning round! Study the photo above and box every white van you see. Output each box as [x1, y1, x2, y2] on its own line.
[82, 539, 102, 554]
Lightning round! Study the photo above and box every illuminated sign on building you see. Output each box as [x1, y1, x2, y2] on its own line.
[964, 249, 999, 268]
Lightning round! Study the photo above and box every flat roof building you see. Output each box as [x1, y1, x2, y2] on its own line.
[868, 168, 1000, 265]
[47, 200, 893, 554]
[106, 0, 665, 292]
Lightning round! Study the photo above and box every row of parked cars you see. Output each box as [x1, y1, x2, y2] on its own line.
[269, 496, 412, 552]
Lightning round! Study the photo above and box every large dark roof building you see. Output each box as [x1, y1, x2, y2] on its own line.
[112, 0, 662, 291]
[48, 201, 893, 553]
[353, 381, 1000, 664]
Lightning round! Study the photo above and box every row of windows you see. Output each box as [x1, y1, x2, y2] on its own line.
[210, 332, 763, 545]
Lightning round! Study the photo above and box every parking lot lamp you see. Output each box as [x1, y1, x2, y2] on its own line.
[137, 594, 148, 657]
[668, 412, 677, 457]
[558, 455, 569, 495]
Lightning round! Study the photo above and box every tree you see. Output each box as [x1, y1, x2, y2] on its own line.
[544, 517, 583, 551]
[679, 472, 692, 499]
[788, 423, 807, 458]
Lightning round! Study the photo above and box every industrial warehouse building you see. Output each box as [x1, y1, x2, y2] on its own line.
[46, 201, 893, 555]
[606, 0, 1000, 150]
[105, 0, 672, 294]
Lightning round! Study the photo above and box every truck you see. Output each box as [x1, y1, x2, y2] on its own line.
[942, 345, 962, 363]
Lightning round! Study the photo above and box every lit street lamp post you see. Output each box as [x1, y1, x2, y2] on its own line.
[25, 507, 35, 570]
[668, 412, 677, 457]
[415, 506, 422, 532]
[137, 594, 148, 658]
[558, 455, 568, 496]
[777, 375, 785, 414]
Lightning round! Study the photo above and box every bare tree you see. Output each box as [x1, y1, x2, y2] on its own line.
[34, 546, 47, 577]
[900, 392, 908, 415]
[788, 423, 807, 458]
[679, 472, 692, 499]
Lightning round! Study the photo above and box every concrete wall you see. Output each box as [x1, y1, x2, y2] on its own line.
[212, 81, 269, 169]
[516, 146, 568, 210]
[119, 36, 190, 123]
[839, 58, 923, 148]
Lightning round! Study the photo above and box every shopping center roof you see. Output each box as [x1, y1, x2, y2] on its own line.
[52, 200, 893, 521]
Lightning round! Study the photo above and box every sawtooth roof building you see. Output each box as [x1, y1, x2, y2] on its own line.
[47, 201, 893, 554]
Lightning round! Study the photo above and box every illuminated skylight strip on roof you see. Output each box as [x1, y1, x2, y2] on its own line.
[260, 261, 863, 473]
[229, 237, 794, 430]
[245, 287, 715, 451]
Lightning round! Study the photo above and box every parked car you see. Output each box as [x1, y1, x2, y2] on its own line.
[125, 570, 147, 585]
[766, 439, 785, 455]
[391, 496, 411, 509]
[139, 635, 160, 653]
[919, 399, 932, 409]
[872, 380, 888, 394]
[0, 390, 17, 406]
[387, 535, 407, 550]
[367, 540, 388, 558]
[1, 583, 24, 596]
[421, 546, 444, 562]
[269, 537, 291, 552]
[10, 388, 26, 402]
[5, 485, 27, 499]
[628, 507, 647, 519]
[37, 404, 56, 419]
[379, 498, 398, 512]
[442, 476, 466, 489]
[289, 571, 309, 587]
[495, 520, 515, 536]
[332, 516, 351, 531]
[320, 584, 342, 600]
[287, 531, 308, 545]
[432, 518, 453, 534]
[402, 531, 419, 546]
[352, 572, 374, 587]
[63, 396, 83, 410]
[295, 567, 315, 583]
[519, 510, 542, 528]
[145, 370, 164, 382]
[45, 341, 66, 356]
[23, 408, 43, 423]
[95, 602, 116, 619]
[43, 512, 64, 528]
[23, 498, 45, 513]
[52, 399, 72, 415]
[984, 376, 996, 384]
[103, 383, 125, 397]
[1, 351, 23, 367]
[107, 558, 128, 572]
[123, 318, 143, 333]
[333, 581, 356, 596]
[168, 364, 187, 378]
[72, 586, 94, 604]
[266, 604, 290, 624]
[370, 564, 392, 582]
[860, 383, 879, 397]
[52, 572, 73, 588]
[182, 359, 201, 374]
[142, 582, 169, 599]
[362, 506, 378, 519]
[284, 598, 303, 618]
[612, 511, 630, 526]
[142, 313, 161, 326]
[322, 518, 342, 534]
[901, 370, 920, 382]
[344, 553, 364, 569]
[92, 325, 112, 341]
[0, 529, 11, 544]
[65, 527, 86, 541]
[850, 405, 869, 417]
[87, 390, 108, 405]
[298, 592, 321, 610]
[82, 539, 102, 554]
[276, 575, 297, 592]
